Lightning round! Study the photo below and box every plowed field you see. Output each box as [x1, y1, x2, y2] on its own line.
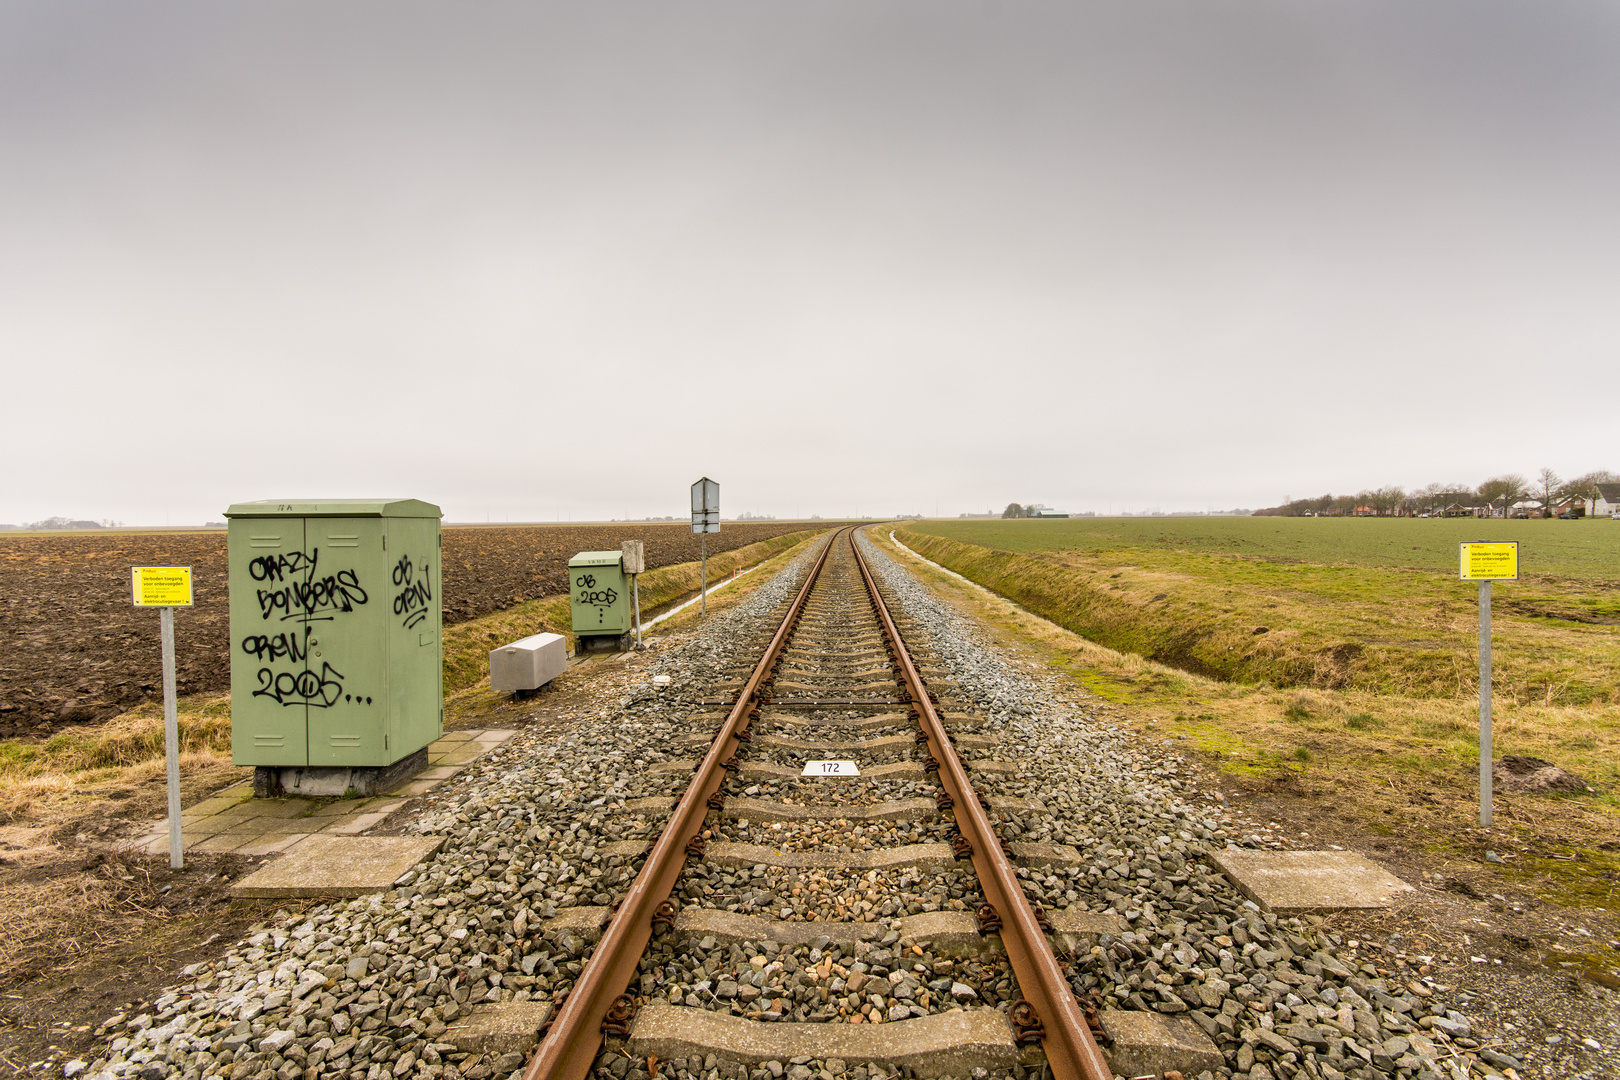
[0, 522, 822, 736]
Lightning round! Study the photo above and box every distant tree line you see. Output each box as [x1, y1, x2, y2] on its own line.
[1254, 469, 1617, 518]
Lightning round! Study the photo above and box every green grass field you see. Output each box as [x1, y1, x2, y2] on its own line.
[913, 516, 1620, 581]
[896, 517, 1620, 703]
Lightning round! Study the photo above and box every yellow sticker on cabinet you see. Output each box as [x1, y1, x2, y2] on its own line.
[1459, 542, 1518, 581]
[131, 566, 194, 606]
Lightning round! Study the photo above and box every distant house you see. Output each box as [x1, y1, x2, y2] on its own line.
[1592, 483, 1620, 517]
[1026, 504, 1069, 518]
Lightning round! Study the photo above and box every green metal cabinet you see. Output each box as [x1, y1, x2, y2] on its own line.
[569, 550, 631, 637]
[225, 499, 443, 768]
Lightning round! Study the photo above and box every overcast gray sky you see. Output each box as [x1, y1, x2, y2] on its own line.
[4, 2, 1617, 524]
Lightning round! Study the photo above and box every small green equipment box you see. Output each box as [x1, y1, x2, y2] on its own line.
[570, 550, 632, 649]
[224, 499, 443, 770]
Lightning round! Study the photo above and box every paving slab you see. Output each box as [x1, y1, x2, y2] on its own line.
[1209, 849, 1414, 914]
[442, 1001, 553, 1056]
[626, 1004, 1018, 1075]
[230, 835, 445, 898]
[1100, 1009, 1223, 1079]
[320, 813, 390, 835]
[237, 833, 312, 857]
[191, 833, 253, 853]
[390, 780, 439, 796]
[673, 909, 885, 949]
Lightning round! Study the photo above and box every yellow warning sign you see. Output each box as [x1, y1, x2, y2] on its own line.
[131, 566, 193, 606]
[1459, 542, 1518, 581]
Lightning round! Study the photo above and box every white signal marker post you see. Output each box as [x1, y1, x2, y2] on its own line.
[691, 477, 720, 617]
[132, 566, 194, 868]
[1459, 542, 1518, 827]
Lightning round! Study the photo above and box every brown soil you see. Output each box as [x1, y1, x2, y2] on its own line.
[0, 522, 818, 738]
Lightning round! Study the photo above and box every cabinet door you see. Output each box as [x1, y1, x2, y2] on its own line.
[304, 517, 390, 766]
[229, 516, 309, 766]
[386, 518, 443, 760]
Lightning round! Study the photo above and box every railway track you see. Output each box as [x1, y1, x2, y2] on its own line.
[530, 528, 1112, 1080]
[79, 525, 1498, 1080]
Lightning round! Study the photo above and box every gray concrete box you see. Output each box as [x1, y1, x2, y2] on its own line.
[490, 632, 566, 694]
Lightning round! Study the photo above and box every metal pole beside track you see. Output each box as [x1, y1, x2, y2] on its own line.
[161, 605, 183, 870]
[1479, 579, 1492, 827]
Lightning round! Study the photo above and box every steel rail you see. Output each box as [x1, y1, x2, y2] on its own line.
[849, 531, 1115, 1080]
[522, 527, 849, 1080]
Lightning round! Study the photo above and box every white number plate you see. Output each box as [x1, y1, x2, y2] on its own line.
[802, 759, 860, 777]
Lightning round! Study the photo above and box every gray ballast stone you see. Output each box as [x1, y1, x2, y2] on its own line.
[755, 733, 916, 755]
[626, 1003, 1019, 1074]
[704, 840, 959, 872]
[670, 909, 992, 955]
[723, 796, 936, 824]
[1209, 849, 1415, 913]
[228, 835, 445, 898]
[673, 909, 885, 948]
[442, 1001, 555, 1055]
[1100, 1010, 1224, 1079]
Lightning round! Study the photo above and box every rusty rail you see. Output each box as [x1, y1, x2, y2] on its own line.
[850, 531, 1114, 1080]
[522, 528, 847, 1080]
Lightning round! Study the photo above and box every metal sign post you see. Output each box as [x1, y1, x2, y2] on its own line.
[1459, 542, 1518, 827]
[132, 566, 194, 869]
[690, 477, 719, 617]
[621, 541, 645, 648]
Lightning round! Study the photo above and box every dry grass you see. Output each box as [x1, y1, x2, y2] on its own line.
[0, 697, 235, 823]
[0, 854, 167, 980]
[440, 528, 823, 697]
[895, 527, 1620, 704]
[873, 528, 1620, 913]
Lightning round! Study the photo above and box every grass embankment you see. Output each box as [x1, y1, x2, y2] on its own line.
[0, 529, 826, 825]
[878, 520, 1620, 911]
[901, 518, 1620, 702]
[440, 528, 822, 695]
[0, 696, 237, 823]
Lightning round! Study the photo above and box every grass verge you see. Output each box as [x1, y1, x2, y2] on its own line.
[871, 527, 1620, 915]
[893, 525, 1620, 703]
